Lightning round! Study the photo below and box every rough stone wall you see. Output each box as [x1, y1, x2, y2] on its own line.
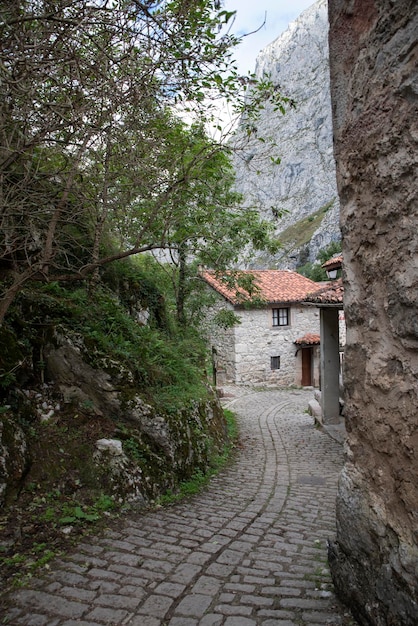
[203, 297, 237, 384]
[327, 1, 418, 624]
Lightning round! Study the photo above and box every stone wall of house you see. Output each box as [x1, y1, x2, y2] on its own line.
[233, 305, 320, 386]
[202, 298, 236, 384]
[203, 296, 321, 387]
[328, 1, 418, 624]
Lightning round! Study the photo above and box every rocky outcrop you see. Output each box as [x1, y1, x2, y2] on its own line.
[232, 0, 340, 268]
[327, 1, 418, 624]
[0, 330, 227, 508]
[0, 417, 29, 507]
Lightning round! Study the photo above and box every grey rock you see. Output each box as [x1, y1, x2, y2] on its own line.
[95, 439, 124, 456]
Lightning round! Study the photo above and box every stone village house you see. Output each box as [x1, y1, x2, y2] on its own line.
[202, 270, 325, 388]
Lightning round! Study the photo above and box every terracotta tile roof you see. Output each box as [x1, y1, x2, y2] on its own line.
[294, 333, 321, 345]
[322, 254, 343, 270]
[202, 270, 319, 305]
[305, 278, 344, 306]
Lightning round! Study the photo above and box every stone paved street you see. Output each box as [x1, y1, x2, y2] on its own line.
[3, 388, 357, 625]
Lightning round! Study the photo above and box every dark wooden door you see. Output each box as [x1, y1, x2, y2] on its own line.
[301, 347, 312, 386]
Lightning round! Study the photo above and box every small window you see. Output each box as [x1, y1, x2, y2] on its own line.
[272, 307, 289, 327]
[271, 356, 281, 370]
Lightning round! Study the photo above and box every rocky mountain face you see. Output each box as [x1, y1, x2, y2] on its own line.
[233, 0, 340, 269]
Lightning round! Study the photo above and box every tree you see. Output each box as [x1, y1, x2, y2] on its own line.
[0, 0, 290, 324]
[138, 121, 278, 326]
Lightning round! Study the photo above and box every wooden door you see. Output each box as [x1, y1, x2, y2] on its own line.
[301, 347, 312, 386]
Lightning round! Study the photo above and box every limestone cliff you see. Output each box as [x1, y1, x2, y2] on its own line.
[233, 0, 340, 268]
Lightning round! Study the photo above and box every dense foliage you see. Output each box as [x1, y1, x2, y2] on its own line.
[0, 0, 288, 324]
[1, 257, 212, 409]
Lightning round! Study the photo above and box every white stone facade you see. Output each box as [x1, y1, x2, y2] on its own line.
[204, 296, 321, 387]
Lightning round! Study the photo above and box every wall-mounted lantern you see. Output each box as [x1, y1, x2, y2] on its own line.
[322, 254, 343, 280]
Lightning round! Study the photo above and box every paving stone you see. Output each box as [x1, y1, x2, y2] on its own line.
[191, 575, 222, 595]
[127, 617, 160, 626]
[262, 585, 302, 596]
[69, 553, 108, 568]
[224, 582, 256, 593]
[205, 562, 235, 577]
[88, 580, 121, 593]
[216, 549, 245, 565]
[214, 603, 253, 616]
[224, 617, 257, 626]
[186, 550, 214, 565]
[92, 592, 142, 609]
[61, 622, 102, 626]
[14, 590, 87, 619]
[86, 567, 121, 580]
[153, 581, 187, 598]
[84, 606, 130, 623]
[241, 594, 275, 607]
[77, 543, 105, 555]
[199, 614, 223, 626]
[280, 597, 332, 609]
[302, 611, 344, 623]
[137, 594, 174, 618]
[257, 609, 294, 619]
[53, 570, 90, 586]
[242, 575, 275, 585]
[14, 615, 54, 626]
[218, 592, 236, 603]
[263, 619, 298, 626]
[171, 563, 202, 584]
[59, 586, 97, 602]
[106, 551, 143, 567]
[175, 593, 213, 617]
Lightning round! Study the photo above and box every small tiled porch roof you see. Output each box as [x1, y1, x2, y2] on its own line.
[305, 278, 344, 307]
[294, 333, 321, 346]
[322, 254, 343, 271]
[201, 270, 319, 305]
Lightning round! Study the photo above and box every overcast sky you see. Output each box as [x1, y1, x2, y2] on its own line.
[223, 0, 315, 75]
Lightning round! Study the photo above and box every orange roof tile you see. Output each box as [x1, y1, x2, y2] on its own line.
[294, 333, 321, 345]
[202, 270, 320, 305]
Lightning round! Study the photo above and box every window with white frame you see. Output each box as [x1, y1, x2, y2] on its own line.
[272, 307, 289, 327]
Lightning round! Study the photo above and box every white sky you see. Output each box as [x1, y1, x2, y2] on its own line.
[223, 0, 316, 75]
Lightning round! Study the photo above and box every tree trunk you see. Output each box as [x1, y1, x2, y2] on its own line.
[176, 242, 188, 327]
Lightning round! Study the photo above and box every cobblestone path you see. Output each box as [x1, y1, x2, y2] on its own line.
[3, 388, 356, 625]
